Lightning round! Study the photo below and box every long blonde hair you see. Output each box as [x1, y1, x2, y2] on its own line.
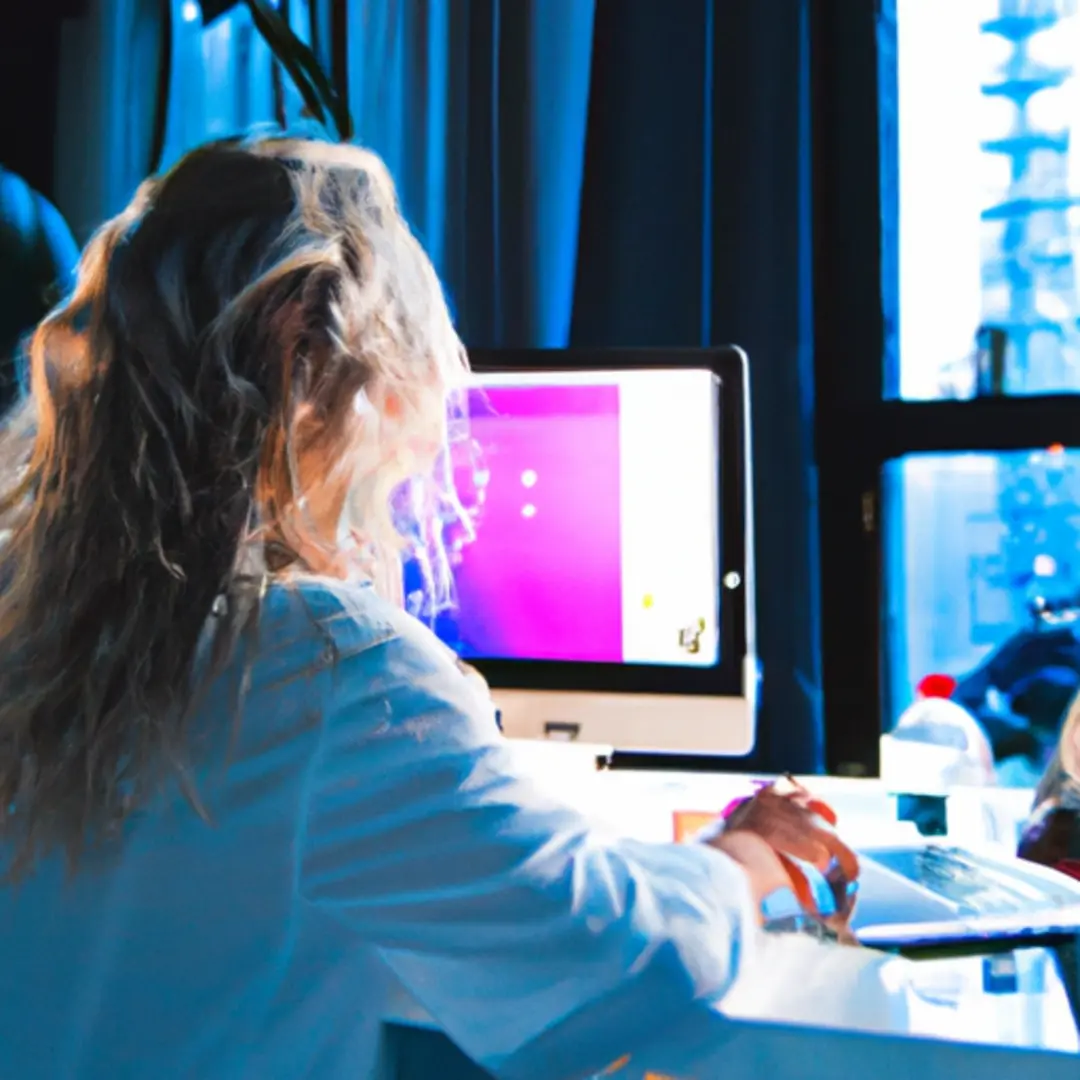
[1034, 693, 1080, 810]
[0, 136, 467, 877]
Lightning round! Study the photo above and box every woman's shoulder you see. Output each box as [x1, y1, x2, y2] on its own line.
[261, 577, 406, 661]
[261, 575, 464, 669]
[256, 577, 486, 729]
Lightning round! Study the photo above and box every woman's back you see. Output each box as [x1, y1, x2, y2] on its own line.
[0, 581, 399, 1078]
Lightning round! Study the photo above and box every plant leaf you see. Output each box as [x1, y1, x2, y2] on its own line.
[243, 0, 353, 141]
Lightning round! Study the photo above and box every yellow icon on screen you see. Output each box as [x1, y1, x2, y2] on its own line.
[642, 594, 654, 609]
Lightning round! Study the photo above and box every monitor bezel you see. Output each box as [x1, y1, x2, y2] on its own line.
[461, 346, 749, 699]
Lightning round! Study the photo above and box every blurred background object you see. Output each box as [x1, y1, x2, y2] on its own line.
[0, 169, 79, 411]
[1018, 700, 1080, 880]
[881, 673, 997, 795]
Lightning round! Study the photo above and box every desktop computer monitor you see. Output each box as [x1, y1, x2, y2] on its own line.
[405, 347, 756, 755]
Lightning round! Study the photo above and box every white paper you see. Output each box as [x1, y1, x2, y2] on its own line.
[719, 933, 912, 1035]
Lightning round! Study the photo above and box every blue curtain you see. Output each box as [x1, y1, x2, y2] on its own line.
[54, 0, 168, 242]
[161, 0, 315, 170]
[339, 0, 595, 349]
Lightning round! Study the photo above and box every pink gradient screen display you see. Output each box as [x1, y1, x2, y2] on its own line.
[437, 383, 624, 663]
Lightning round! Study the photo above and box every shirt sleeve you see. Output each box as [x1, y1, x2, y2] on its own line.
[298, 618, 758, 1080]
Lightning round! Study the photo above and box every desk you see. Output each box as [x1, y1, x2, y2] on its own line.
[381, 1012, 1080, 1080]
[632, 1013, 1080, 1080]
[380, 962, 1080, 1080]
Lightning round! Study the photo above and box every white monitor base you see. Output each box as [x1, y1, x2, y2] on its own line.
[493, 687, 755, 755]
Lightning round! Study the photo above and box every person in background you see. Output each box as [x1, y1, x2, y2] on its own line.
[0, 167, 79, 410]
[0, 137, 855, 1080]
[952, 623, 1080, 782]
[1018, 696, 1080, 882]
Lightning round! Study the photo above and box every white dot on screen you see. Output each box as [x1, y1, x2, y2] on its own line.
[521, 504, 537, 519]
[181, 0, 201, 21]
[521, 469, 538, 488]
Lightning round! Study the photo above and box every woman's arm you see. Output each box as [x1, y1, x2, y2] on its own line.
[298, 618, 758, 1080]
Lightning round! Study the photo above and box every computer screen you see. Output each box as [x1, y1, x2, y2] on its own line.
[402, 348, 755, 756]
[424, 369, 720, 668]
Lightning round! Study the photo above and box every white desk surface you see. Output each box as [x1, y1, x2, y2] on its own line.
[384, 985, 1078, 1079]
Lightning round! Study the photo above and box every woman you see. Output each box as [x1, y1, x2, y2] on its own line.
[1019, 692, 1080, 881]
[0, 137, 853, 1080]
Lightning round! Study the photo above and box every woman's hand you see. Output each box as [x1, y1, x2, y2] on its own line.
[708, 828, 801, 920]
[707, 781, 860, 938]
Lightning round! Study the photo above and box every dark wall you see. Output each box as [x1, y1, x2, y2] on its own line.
[0, 6, 83, 200]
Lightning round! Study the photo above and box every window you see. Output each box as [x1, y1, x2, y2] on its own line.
[882, 448, 1080, 785]
[812, 0, 1080, 777]
[896, 0, 1080, 399]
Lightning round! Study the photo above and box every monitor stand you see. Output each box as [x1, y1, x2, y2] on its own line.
[494, 684, 755, 757]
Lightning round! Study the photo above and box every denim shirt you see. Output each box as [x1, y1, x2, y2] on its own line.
[0, 580, 756, 1080]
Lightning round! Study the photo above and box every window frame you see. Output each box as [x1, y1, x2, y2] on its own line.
[811, 0, 1080, 776]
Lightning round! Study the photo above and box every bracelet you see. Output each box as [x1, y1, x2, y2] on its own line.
[760, 886, 840, 942]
